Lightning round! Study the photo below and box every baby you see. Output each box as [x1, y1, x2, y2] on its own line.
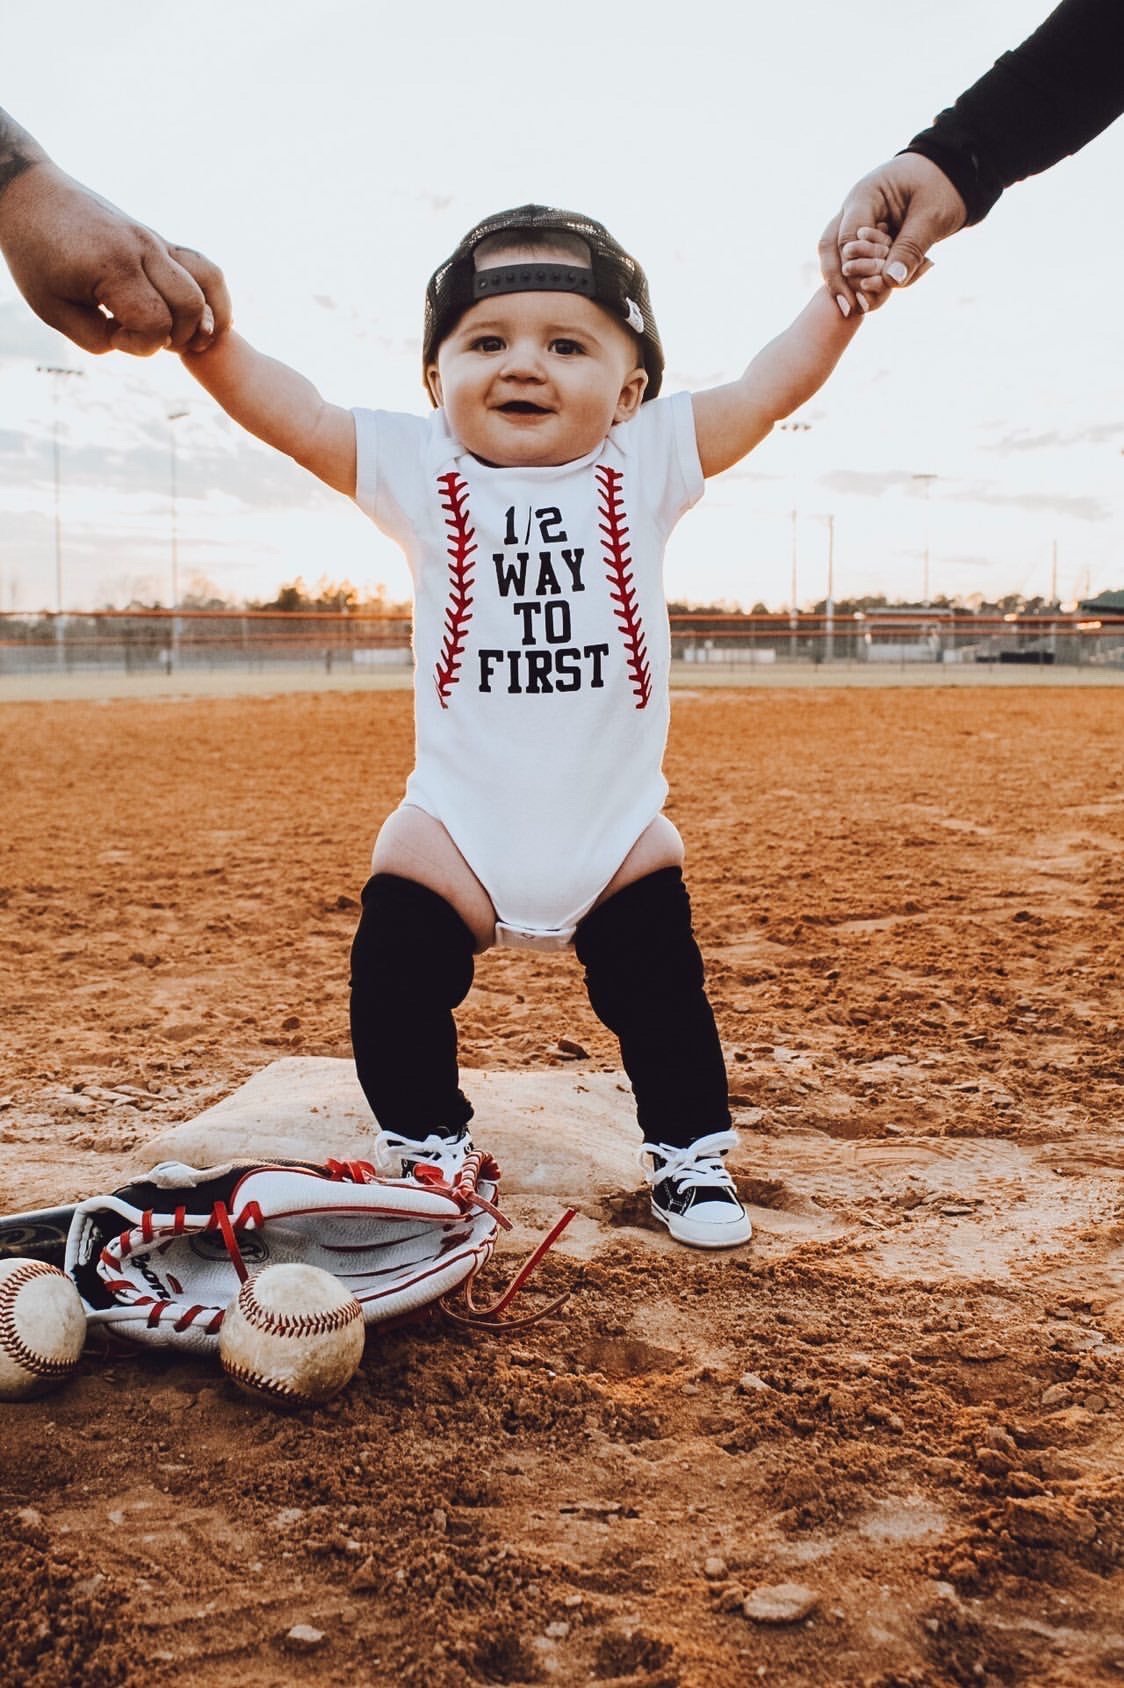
[182, 204, 888, 1250]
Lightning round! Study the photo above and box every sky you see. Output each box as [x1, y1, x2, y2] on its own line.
[1, 0, 1121, 615]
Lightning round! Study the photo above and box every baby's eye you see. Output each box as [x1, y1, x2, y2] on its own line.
[471, 335, 504, 353]
[551, 338, 585, 356]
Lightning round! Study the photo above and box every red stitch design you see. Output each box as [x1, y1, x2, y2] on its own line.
[434, 471, 477, 708]
[596, 465, 650, 709]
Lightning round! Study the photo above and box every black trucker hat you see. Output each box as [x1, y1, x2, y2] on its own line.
[423, 203, 664, 403]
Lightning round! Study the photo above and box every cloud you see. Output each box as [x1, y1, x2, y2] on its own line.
[958, 484, 1110, 522]
[0, 419, 334, 515]
[984, 420, 1124, 452]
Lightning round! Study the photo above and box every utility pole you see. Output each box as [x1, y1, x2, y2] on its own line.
[168, 409, 188, 612]
[36, 365, 83, 665]
[790, 507, 798, 632]
[780, 420, 812, 656]
[823, 513, 835, 663]
[912, 473, 937, 604]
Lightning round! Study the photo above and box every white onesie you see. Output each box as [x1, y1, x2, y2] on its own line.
[352, 393, 703, 943]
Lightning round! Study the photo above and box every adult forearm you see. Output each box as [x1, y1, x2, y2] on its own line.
[0, 107, 228, 354]
[0, 109, 47, 204]
[905, 0, 1124, 224]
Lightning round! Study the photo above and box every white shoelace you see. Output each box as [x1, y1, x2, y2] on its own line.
[378, 1129, 469, 1178]
[639, 1129, 738, 1191]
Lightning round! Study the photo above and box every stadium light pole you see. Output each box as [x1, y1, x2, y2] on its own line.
[912, 473, 937, 604]
[36, 364, 84, 613]
[36, 364, 83, 666]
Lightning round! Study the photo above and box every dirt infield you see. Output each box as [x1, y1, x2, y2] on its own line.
[1, 686, 1122, 1687]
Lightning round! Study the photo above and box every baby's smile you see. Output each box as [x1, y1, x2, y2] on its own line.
[496, 399, 552, 415]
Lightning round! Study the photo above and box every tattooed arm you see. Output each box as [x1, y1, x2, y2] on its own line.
[0, 107, 229, 355]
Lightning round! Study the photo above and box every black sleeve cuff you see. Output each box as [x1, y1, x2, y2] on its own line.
[901, 1, 1124, 228]
[902, 124, 1004, 226]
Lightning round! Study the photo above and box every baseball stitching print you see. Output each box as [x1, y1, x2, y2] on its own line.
[434, 471, 477, 708]
[595, 465, 650, 709]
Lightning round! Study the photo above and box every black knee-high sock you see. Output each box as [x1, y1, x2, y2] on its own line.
[574, 866, 730, 1148]
[349, 873, 475, 1136]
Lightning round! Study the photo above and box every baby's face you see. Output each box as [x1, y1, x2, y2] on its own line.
[427, 247, 647, 467]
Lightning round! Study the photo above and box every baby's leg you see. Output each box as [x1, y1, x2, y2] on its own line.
[371, 805, 497, 951]
[575, 861, 748, 1248]
[576, 860, 728, 1144]
[350, 809, 495, 1150]
[591, 814, 684, 909]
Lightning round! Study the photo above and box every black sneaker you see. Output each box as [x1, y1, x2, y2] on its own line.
[640, 1130, 752, 1249]
[377, 1126, 472, 1181]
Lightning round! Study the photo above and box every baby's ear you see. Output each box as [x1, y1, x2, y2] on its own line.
[425, 365, 443, 407]
[613, 366, 647, 423]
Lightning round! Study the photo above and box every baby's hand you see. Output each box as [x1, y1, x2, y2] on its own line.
[840, 224, 892, 313]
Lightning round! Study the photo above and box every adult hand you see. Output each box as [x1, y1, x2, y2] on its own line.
[819, 153, 968, 316]
[0, 158, 231, 355]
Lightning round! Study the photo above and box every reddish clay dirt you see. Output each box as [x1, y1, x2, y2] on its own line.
[1, 685, 1122, 1687]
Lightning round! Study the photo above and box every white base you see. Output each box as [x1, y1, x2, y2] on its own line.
[136, 1059, 648, 1259]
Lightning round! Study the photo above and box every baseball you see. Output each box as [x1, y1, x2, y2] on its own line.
[219, 1263, 365, 1408]
[0, 1258, 87, 1401]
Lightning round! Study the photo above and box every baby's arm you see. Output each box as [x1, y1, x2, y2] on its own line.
[692, 229, 889, 477]
[181, 331, 356, 495]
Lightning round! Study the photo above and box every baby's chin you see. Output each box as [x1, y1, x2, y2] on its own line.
[459, 421, 605, 469]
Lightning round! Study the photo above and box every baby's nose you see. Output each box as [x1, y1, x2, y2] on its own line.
[500, 340, 546, 378]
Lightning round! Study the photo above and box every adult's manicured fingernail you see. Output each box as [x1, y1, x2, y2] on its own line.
[835, 294, 851, 318]
[886, 261, 909, 284]
[856, 292, 870, 313]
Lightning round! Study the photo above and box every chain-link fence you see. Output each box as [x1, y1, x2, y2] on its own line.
[1, 606, 1122, 678]
[671, 608, 1124, 672]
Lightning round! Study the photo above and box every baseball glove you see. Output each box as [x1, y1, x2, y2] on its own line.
[64, 1153, 568, 1353]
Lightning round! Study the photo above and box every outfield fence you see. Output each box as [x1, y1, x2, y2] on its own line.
[1, 605, 1122, 678]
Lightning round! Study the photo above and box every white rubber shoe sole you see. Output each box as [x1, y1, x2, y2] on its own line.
[650, 1194, 752, 1249]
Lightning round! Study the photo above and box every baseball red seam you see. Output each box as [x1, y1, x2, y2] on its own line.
[434, 471, 477, 709]
[596, 465, 650, 708]
[0, 1261, 77, 1376]
[235, 1285, 360, 1338]
[222, 1360, 310, 1401]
